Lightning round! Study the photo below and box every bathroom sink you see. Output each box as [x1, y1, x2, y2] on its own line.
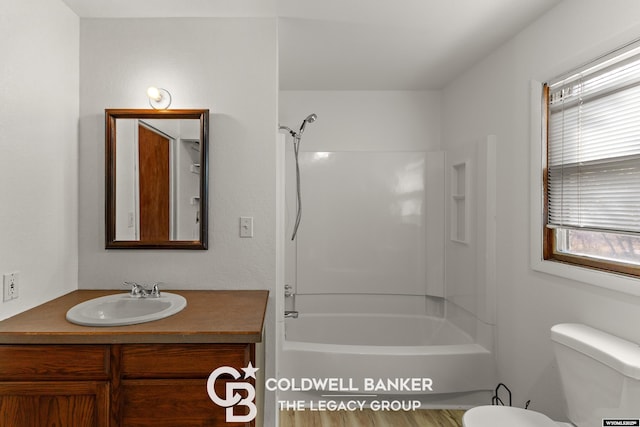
[66, 292, 187, 327]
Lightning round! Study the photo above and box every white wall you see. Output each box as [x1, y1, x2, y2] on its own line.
[279, 91, 441, 152]
[0, 0, 79, 320]
[444, 136, 497, 353]
[78, 18, 278, 425]
[442, 0, 640, 420]
[114, 119, 137, 240]
[294, 151, 432, 296]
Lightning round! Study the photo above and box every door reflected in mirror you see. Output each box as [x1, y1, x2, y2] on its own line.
[105, 109, 209, 249]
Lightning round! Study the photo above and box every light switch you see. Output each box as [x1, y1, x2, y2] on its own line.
[240, 217, 253, 238]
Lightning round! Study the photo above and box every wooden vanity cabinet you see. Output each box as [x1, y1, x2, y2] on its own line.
[0, 290, 268, 427]
[0, 343, 256, 427]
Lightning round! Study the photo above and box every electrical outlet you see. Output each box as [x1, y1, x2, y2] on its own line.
[3, 272, 19, 302]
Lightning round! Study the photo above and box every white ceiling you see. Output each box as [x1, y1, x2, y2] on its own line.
[61, 0, 562, 90]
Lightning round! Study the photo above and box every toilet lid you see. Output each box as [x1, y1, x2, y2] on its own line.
[463, 405, 559, 427]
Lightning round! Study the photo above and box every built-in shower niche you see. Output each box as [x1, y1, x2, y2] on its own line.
[450, 161, 469, 244]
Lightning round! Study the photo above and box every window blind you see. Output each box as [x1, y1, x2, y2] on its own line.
[547, 49, 640, 234]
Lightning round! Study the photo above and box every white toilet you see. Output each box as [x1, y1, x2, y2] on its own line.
[463, 323, 640, 427]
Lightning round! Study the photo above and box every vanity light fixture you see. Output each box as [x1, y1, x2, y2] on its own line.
[147, 86, 172, 110]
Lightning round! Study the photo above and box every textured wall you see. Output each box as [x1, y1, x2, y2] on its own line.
[0, 0, 79, 320]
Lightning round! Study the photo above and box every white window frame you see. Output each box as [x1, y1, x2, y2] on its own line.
[530, 80, 640, 296]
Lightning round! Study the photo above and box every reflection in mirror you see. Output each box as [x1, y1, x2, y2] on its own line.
[115, 119, 200, 241]
[105, 109, 209, 249]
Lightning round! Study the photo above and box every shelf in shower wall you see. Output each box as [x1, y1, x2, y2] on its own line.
[451, 161, 469, 244]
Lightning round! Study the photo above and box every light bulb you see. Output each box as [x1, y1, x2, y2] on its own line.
[147, 86, 162, 102]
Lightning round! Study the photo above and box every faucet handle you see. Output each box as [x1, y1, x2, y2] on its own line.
[149, 283, 161, 297]
[124, 281, 137, 291]
[124, 281, 144, 297]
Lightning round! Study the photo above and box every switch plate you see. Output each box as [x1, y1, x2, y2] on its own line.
[3, 272, 19, 302]
[240, 217, 253, 238]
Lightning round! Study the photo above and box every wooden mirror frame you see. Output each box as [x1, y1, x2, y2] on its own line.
[105, 109, 209, 249]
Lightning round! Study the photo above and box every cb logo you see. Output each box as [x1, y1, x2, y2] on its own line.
[207, 363, 259, 423]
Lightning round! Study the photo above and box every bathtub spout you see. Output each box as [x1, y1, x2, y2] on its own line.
[284, 310, 299, 319]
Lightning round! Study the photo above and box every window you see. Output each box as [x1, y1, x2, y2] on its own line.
[544, 43, 640, 277]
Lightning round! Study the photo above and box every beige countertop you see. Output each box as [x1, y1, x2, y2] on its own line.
[0, 290, 268, 344]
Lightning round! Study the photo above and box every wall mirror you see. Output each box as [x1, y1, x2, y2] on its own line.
[105, 109, 209, 249]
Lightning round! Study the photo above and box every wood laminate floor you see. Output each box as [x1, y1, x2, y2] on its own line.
[280, 409, 465, 427]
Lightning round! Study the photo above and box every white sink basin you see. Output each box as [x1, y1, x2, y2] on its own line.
[66, 292, 187, 327]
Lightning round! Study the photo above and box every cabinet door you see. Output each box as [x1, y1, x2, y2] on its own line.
[0, 381, 109, 427]
[118, 344, 256, 427]
[121, 379, 252, 427]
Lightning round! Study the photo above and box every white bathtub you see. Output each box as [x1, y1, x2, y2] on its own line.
[280, 313, 496, 403]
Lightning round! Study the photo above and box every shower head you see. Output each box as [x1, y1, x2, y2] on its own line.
[280, 113, 317, 139]
[298, 113, 317, 135]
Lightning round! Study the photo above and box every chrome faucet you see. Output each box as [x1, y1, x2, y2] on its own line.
[284, 310, 299, 319]
[124, 282, 161, 298]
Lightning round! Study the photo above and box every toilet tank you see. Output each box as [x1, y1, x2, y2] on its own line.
[551, 323, 640, 427]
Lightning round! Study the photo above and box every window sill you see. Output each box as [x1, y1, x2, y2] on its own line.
[531, 257, 640, 296]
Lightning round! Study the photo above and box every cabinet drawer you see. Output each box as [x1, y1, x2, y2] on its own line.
[0, 345, 110, 381]
[121, 379, 252, 427]
[121, 344, 252, 379]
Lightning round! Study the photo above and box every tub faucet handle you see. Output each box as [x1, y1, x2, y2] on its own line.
[284, 310, 299, 319]
[284, 284, 294, 297]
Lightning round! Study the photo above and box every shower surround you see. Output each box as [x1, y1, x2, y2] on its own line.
[280, 145, 497, 408]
